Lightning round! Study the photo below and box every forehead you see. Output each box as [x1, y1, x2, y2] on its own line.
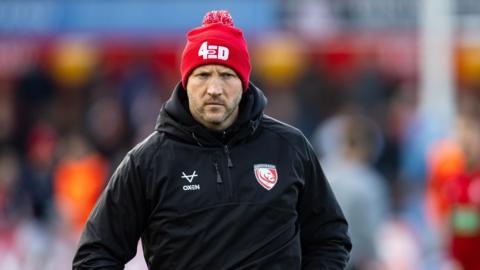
[191, 64, 235, 73]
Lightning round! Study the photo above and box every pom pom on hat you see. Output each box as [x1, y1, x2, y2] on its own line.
[202, 10, 234, 27]
[181, 10, 251, 92]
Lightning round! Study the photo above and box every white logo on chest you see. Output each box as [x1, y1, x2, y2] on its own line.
[181, 171, 200, 191]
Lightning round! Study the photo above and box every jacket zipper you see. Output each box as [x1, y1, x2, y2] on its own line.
[224, 145, 233, 168]
[223, 145, 234, 200]
[221, 131, 234, 168]
[213, 160, 224, 199]
[213, 162, 222, 183]
[214, 146, 234, 200]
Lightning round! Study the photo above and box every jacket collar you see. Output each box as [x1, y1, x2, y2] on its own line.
[155, 81, 267, 147]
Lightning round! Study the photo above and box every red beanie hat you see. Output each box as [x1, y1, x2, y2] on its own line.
[181, 10, 251, 92]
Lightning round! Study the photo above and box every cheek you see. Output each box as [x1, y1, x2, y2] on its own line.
[187, 92, 201, 110]
[233, 91, 243, 106]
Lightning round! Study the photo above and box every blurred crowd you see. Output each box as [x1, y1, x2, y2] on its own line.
[0, 33, 479, 270]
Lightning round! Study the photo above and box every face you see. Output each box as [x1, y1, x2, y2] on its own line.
[186, 64, 243, 131]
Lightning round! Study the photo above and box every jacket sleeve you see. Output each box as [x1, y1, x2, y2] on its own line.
[298, 141, 352, 269]
[72, 153, 148, 269]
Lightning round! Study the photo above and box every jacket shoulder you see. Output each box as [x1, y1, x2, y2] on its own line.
[127, 131, 165, 167]
[261, 115, 311, 157]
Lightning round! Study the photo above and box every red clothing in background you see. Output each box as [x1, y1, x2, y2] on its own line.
[448, 171, 480, 270]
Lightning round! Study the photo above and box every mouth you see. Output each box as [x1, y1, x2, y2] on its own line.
[205, 102, 224, 106]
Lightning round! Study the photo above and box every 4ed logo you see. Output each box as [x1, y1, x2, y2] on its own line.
[198, 41, 229, 60]
[254, 164, 278, 191]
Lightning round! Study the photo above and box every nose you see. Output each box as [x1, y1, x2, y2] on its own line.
[206, 77, 223, 96]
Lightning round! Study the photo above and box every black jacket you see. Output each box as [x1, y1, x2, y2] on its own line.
[73, 82, 351, 269]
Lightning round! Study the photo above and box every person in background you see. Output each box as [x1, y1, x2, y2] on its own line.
[312, 112, 389, 270]
[19, 122, 57, 224]
[426, 94, 480, 270]
[54, 132, 109, 235]
[73, 10, 351, 269]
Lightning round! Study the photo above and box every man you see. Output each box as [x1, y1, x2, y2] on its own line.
[73, 10, 351, 269]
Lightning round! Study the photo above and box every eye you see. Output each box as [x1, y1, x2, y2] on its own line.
[195, 72, 210, 79]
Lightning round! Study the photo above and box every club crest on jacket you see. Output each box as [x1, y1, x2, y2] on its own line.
[254, 164, 278, 190]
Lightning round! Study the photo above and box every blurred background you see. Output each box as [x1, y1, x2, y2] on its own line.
[1, 0, 480, 269]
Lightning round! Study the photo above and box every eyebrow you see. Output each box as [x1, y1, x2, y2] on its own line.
[220, 69, 235, 73]
[193, 67, 235, 75]
[193, 69, 211, 74]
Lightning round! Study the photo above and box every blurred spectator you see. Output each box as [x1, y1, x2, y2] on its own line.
[119, 56, 163, 144]
[376, 218, 422, 270]
[86, 94, 130, 165]
[312, 112, 389, 270]
[378, 83, 417, 185]
[0, 81, 17, 148]
[252, 35, 305, 125]
[17, 122, 57, 224]
[0, 148, 21, 229]
[53, 132, 108, 234]
[15, 65, 56, 151]
[294, 58, 344, 137]
[128, 89, 163, 144]
[426, 93, 480, 270]
[50, 39, 98, 134]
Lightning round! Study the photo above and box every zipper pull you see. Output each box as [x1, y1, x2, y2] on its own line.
[214, 162, 222, 183]
[224, 145, 233, 168]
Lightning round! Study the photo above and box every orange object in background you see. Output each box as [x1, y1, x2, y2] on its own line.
[456, 44, 480, 89]
[426, 139, 466, 229]
[50, 39, 98, 89]
[54, 153, 108, 233]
